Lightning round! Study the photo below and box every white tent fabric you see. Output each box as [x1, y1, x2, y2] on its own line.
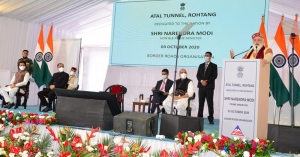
[80, 46, 110, 91]
[52, 39, 82, 75]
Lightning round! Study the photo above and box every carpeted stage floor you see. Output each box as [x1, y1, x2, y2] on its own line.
[6, 105, 299, 156]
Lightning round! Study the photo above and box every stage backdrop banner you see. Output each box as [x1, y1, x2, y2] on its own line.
[110, 0, 269, 67]
[50, 39, 81, 76]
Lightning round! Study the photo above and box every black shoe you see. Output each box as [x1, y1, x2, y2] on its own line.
[161, 108, 166, 114]
[3, 104, 9, 108]
[13, 105, 18, 109]
[42, 107, 52, 112]
[40, 103, 49, 107]
[208, 116, 214, 124]
[7, 103, 15, 109]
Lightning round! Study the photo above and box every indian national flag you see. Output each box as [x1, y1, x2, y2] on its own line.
[269, 16, 290, 107]
[41, 25, 54, 87]
[32, 25, 45, 88]
[259, 16, 268, 47]
[287, 15, 300, 106]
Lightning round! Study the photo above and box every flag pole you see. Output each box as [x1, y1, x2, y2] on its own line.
[290, 32, 296, 128]
[273, 100, 276, 124]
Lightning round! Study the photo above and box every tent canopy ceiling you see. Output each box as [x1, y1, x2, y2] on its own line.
[0, 0, 117, 34]
[0, 0, 299, 37]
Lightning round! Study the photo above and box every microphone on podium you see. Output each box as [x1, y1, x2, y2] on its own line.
[231, 46, 253, 59]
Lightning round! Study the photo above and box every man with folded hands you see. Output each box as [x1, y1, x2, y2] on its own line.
[163, 68, 194, 116]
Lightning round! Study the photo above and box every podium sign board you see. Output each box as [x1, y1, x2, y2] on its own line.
[219, 59, 269, 139]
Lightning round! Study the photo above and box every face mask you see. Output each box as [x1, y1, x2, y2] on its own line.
[59, 67, 64, 72]
[162, 75, 167, 79]
[180, 73, 187, 79]
[19, 66, 26, 71]
[204, 57, 210, 62]
[69, 71, 75, 76]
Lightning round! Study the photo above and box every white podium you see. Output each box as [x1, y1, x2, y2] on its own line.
[219, 59, 270, 139]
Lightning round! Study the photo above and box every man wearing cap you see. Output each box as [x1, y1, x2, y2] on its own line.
[230, 32, 273, 66]
[67, 67, 79, 90]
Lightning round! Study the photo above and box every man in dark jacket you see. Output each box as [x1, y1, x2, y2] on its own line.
[150, 69, 173, 113]
[38, 63, 69, 112]
[196, 51, 218, 124]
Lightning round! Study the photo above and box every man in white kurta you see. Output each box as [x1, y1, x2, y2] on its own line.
[163, 69, 194, 116]
[0, 61, 29, 108]
[67, 67, 79, 90]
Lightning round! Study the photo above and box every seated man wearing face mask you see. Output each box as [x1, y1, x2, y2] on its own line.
[0, 61, 30, 109]
[150, 69, 173, 113]
[67, 67, 78, 90]
[163, 69, 194, 116]
[38, 63, 69, 112]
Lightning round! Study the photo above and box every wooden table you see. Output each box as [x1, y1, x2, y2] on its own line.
[132, 102, 149, 113]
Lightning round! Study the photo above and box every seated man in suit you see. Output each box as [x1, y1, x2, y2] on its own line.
[0, 61, 30, 109]
[38, 63, 69, 112]
[163, 69, 194, 116]
[67, 67, 78, 90]
[150, 69, 173, 113]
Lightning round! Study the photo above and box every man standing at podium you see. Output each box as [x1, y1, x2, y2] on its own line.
[230, 32, 273, 65]
[196, 52, 218, 124]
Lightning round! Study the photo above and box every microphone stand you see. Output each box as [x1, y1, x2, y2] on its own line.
[170, 34, 182, 115]
[290, 33, 296, 128]
[232, 46, 253, 59]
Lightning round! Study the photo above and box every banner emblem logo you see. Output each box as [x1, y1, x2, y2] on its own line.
[180, 3, 185, 11]
[231, 125, 244, 136]
[237, 66, 244, 78]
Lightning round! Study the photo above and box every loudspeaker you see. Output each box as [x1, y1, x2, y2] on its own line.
[54, 89, 121, 116]
[114, 112, 158, 136]
[56, 97, 113, 130]
[160, 114, 204, 139]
